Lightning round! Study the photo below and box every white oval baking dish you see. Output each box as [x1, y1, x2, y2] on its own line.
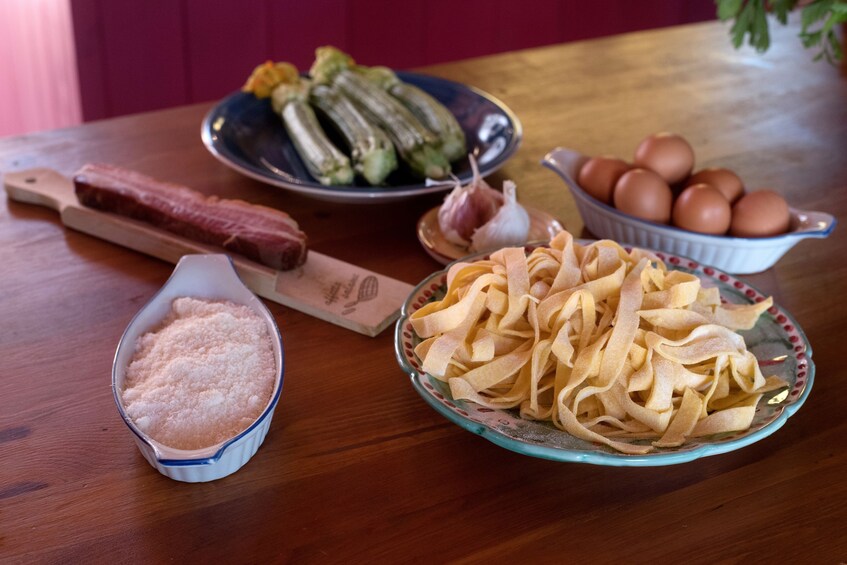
[542, 147, 836, 274]
[112, 254, 284, 482]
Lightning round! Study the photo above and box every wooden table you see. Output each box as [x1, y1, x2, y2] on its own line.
[2, 19, 846, 562]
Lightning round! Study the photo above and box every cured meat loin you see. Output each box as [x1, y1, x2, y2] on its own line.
[73, 163, 308, 270]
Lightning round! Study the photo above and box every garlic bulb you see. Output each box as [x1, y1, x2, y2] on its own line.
[469, 180, 530, 252]
[437, 156, 530, 252]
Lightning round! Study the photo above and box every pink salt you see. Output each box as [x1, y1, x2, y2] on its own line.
[122, 297, 276, 450]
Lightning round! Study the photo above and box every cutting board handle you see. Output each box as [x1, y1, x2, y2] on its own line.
[4, 168, 77, 212]
[3, 167, 413, 337]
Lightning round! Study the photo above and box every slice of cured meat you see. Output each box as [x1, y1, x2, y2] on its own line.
[73, 163, 308, 270]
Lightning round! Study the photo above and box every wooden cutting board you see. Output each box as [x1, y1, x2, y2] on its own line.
[3, 168, 414, 337]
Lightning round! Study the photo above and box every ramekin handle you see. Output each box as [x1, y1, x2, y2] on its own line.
[790, 209, 837, 239]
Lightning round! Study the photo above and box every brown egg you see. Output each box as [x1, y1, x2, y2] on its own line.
[730, 190, 792, 238]
[686, 168, 745, 203]
[577, 156, 631, 204]
[613, 168, 673, 223]
[672, 184, 731, 235]
[633, 133, 695, 185]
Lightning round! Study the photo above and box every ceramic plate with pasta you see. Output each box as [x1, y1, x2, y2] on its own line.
[394, 231, 813, 466]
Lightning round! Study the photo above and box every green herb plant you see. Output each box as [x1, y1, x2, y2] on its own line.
[716, 0, 847, 63]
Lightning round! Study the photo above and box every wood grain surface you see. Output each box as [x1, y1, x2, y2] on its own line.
[2, 19, 846, 563]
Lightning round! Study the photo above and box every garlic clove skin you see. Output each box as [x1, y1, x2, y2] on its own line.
[437, 155, 528, 252]
[437, 176, 502, 247]
[469, 180, 530, 252]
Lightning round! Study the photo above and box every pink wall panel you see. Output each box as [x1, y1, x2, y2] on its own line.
[497, 0, 563, 53]
[421, 0, 500, 64]
[71, 0, 717, 122]
[70, 0, 110, 120]
[73, 0, 190, 119]
[99, 0, 189, 116]
[0, 0, 83, 137]
[185, 0, 270, 101]
[556, 1, 652, 42]
[347, 0, 428, 69]
[268, 0, 348, 72]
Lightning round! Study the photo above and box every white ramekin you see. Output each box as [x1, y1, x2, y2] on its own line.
[112, 254, 284, 482]
[542, 147, 836, 274]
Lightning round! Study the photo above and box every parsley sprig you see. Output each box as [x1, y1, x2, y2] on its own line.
[716, 0, 847, 64]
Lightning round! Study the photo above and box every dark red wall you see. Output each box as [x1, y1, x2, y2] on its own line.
[70, 0, 715, 122]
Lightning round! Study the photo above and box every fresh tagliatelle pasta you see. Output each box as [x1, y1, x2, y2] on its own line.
[409, 231, 788, 455]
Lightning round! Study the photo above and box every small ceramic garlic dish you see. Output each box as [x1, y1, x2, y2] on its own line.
[542, 147, 836, 274]
[112, 254, 284, 483]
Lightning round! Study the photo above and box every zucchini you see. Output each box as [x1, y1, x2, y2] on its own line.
[309, 84, 397, 185]
[311, 47, 451, 179]
[361, 66, 467, 162]
[272, 80, 354, 186]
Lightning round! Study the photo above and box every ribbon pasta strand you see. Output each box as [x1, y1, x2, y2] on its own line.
[410, 231, 788, 454]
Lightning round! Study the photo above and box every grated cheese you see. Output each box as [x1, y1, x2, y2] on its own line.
[122, 297, 276, 450]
